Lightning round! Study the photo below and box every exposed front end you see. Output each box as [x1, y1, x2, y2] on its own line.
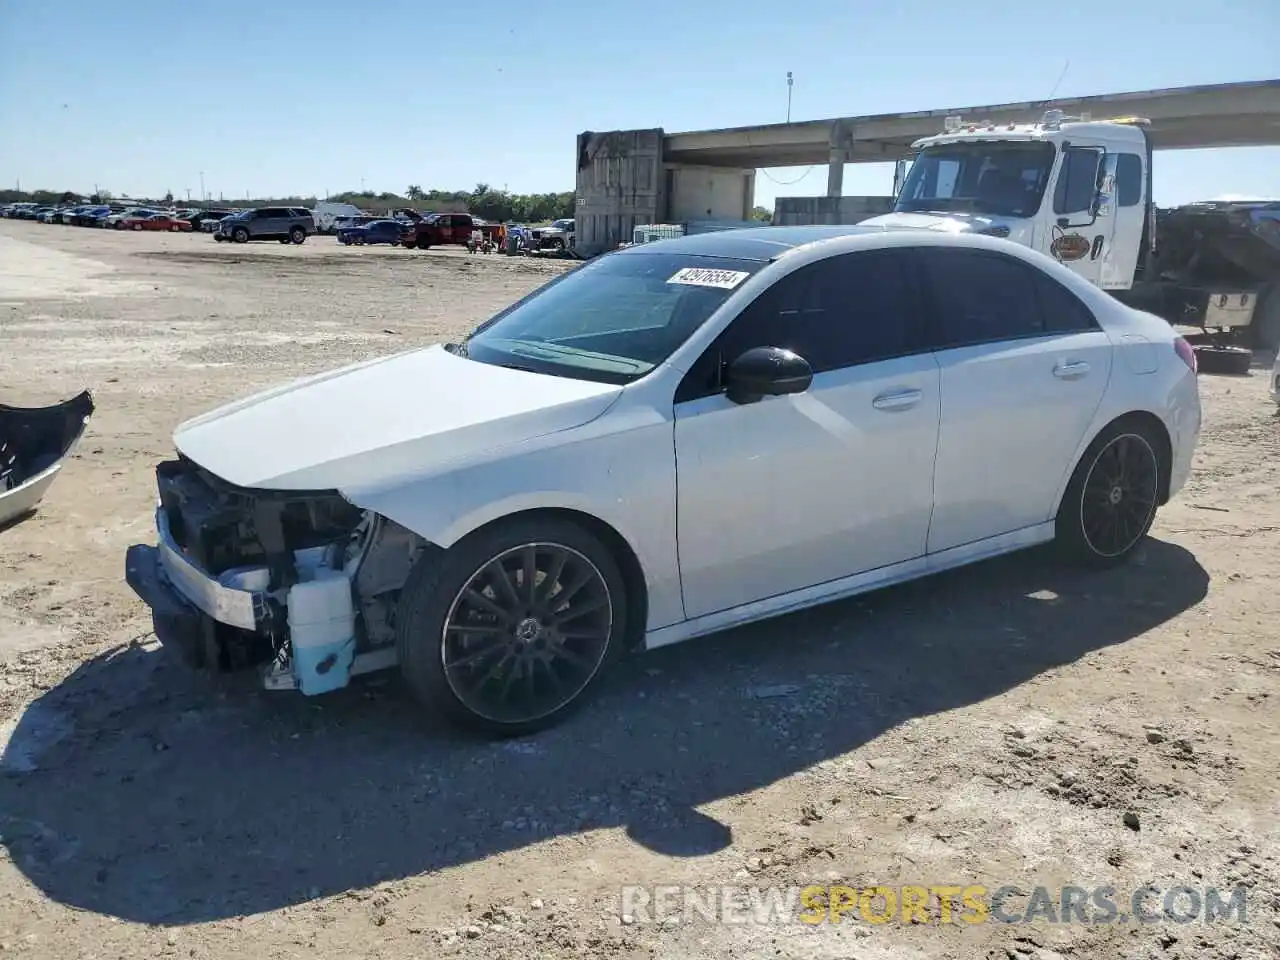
[125, 457, 417, 694]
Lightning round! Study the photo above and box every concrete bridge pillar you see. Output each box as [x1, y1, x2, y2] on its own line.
[827, 120, 852, 197]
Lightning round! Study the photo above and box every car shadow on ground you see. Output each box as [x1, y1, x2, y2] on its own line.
[0, 538, 1208, 925]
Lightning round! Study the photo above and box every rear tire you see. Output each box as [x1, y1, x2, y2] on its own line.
[289, 227, 305, 244]
[396, 515, 628, 738]
[1055, 418, 1164, 568]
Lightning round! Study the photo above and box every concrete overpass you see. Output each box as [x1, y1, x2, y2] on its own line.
[574, 80, 1280, 255]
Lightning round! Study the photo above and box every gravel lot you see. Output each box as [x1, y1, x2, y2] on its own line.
[0, 220, 1277, 960]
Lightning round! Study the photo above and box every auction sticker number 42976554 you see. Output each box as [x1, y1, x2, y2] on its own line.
[666, 268, 751, 290]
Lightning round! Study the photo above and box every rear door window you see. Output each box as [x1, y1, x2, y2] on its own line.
[916, 247, 1045, 348]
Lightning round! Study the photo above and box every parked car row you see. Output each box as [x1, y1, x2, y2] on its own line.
[1, 201, 238, 233]
[3, 200, 576, 256]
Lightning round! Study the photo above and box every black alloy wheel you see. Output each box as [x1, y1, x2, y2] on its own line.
[1057, 420, 1162, 566]
[397, 517, 627, 736]
[441, 543, 613, 725]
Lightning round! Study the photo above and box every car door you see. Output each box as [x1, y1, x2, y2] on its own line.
[1044, 143, 1113, 287]
[251, 208, 277, 237]
[673, 249, 941, 620]
[916, 246, 1113, 554]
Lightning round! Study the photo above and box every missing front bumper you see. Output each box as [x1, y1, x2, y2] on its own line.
[126, 506, 400, 690]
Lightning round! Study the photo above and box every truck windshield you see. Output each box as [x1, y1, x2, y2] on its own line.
[896, 141, 1056, 218]
[459, 252, 765, 385]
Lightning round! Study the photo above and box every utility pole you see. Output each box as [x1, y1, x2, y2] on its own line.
[786, 71, 793, 123]
[199, 171, 205, 202]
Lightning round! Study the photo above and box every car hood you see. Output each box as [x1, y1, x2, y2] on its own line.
[859, 210, 1035, 245]
[172, 344, 622, 492]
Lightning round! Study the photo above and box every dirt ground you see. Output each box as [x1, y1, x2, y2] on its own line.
[0, 220, 1277, 960]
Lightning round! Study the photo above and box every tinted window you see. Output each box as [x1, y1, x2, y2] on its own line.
[1053, 147, 1102, 215]
[675, 251, 920, 402]
[725, 251, 918, 372]
[1034, 273, 1098, 333]
[1115, 153, 1143, 208]
[918, 248, 1043, 348]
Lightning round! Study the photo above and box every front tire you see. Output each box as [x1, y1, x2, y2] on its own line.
[1055, 419, 1163, 568]
[396, 516, 628, 737]
[232, 227, 249, 243]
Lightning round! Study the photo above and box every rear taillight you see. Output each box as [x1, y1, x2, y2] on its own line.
[1174, 336, 1197, 374]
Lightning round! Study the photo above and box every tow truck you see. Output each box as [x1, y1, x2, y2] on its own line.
[863, 109, 1280, 372]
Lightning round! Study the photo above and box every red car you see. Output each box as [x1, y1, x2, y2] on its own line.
[122, 213, 193, 232]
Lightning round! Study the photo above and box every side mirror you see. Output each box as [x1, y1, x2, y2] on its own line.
[724, 346, 812, 405]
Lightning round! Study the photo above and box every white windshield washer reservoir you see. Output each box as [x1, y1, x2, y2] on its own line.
[287, 567, 357, 695]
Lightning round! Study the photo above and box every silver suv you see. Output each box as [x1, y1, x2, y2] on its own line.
[214, 207, 316, 244]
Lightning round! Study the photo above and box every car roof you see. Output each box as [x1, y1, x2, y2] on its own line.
[613, 225, 886, 261]
[610, 223, 1121, 313]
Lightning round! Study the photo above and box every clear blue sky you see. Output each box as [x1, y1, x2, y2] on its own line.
[1, 0, 1276, 208]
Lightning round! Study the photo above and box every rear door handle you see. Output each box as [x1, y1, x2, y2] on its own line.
[1053, 360, 1090, 379]
[872, 388, 923, 411]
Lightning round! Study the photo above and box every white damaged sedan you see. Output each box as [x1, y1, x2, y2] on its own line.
[126, 226, 1202, 736]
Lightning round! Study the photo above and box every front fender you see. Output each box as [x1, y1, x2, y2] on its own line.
[341, 405, 685, 630]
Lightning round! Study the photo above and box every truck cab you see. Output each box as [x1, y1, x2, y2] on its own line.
[863, 110, 1280, 350]
[866, 110, 1152, 291]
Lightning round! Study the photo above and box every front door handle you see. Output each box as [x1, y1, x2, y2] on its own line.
[872, 388, 923, 411]
[1053, 359, 1090, 379]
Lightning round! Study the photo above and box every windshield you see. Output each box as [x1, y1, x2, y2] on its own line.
[461, 252, 765, 385]
[895, 141, 1056, 218]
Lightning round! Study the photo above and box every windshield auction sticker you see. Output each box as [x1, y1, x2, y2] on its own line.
[666, 268, 751, 290]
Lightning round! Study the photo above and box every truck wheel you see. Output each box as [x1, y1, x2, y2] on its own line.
[1253, 286, 1280, 352]
[1194, 344, 1253, 375]
[416, 238, 431, 250]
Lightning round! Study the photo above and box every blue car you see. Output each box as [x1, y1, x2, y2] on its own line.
[337, 219, 408, 246]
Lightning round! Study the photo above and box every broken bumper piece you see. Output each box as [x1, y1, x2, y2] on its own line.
[126, 506, 398, 693]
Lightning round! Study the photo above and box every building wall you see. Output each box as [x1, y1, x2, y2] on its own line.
[772, 195, 895, 225]
[666, 165, 755, 222]
[574, 129, 666, 256]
